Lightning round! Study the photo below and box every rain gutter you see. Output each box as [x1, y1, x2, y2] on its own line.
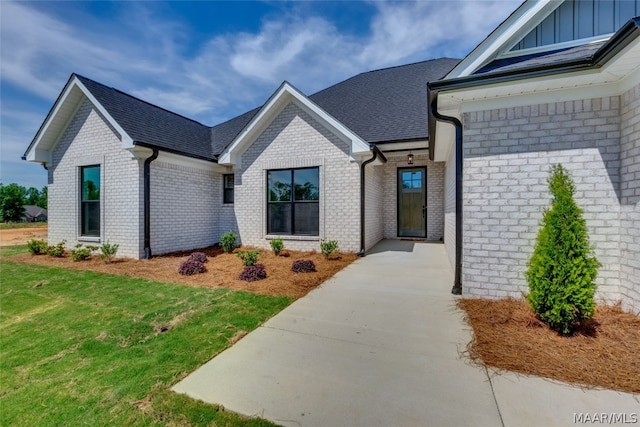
[357, 145, 387, 257]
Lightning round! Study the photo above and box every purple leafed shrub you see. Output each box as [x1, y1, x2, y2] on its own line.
[188, 252, 208, 264]
[178, 259, 207, 276]
[291, 259, 316, 273]
[239, 264, 267, 282]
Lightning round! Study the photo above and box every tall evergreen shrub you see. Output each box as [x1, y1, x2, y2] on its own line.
[526, 164, 600, 335]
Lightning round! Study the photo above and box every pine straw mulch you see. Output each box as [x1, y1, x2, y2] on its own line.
[9, 246, 358, 298]
[457, 298, 640, 394]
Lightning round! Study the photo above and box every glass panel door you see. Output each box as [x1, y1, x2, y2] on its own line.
[398, 167, 426, 238]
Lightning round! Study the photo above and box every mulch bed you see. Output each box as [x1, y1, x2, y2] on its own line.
[457, 298, 640, 393]
[9, 246, 358, 298]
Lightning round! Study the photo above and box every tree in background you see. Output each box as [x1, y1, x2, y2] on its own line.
[0, 183, 26, 222]
[0, 183, 48, 222]
[526, 164, 600, 335]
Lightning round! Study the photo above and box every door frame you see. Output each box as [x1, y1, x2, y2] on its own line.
[396, 166, 427, 238]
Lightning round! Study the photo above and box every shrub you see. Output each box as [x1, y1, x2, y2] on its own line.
[188, 252, 208, 264]
[47, 240, 66, 257]
[320, 240, 339, 259]
[237, 249, 259, 266]
[178, 259, 207, 276]
[100, 242, 119, 264]
[70, 244, 98, 261]
[291, 259, 316, 273]
[270, 239, 284, 256]
[239, 264, 267, 282]
[220, 231, 238, 253]
[27, 239, 48, 255]
[526, 164, 600, 335]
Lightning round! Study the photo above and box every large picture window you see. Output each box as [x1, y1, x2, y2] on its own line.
[267, 167, 319, 235]
[81, 165, 100, 237]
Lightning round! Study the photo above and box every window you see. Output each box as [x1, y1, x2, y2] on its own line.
[223, 174, 234, 204]
[267, 167, 319, 235]
[81, 165, 100, 237]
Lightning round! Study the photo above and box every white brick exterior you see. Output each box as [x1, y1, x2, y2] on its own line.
[231, 102, 362, 252]
[460, 90, 640, 313]
[444, 146, 457, 269]
[48, 97, 143, 258]
[620, 85, 640, 313]
[149, 159, 219, 255]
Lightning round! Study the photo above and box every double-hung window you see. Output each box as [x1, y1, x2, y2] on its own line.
[81, 165, 101, 237]
[267, 167, 319, 235]
[223, 174, 234, 204]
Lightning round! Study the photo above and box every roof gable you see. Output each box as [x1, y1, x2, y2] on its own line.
[218, 82, 371, 166]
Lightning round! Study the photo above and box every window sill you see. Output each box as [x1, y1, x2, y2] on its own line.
[79, 236, 101, 244]
[265, 235, 319, 241]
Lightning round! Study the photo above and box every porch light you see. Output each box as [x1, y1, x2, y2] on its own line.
[407, 152, 414, 165]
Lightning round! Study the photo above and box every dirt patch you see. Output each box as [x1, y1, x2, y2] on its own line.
[0, 227, 47, 246]
[458, 298, 640, 393]
[10, 246, 358, 298]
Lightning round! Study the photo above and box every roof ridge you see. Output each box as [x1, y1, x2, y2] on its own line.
[73, 73, 210, 128]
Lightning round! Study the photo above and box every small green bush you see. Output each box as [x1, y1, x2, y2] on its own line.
[70, 244, 98, 262]
[526, 164, 600, 335]
[237, 249, 259, 266]
[320, 240, 339, 259]
[220, 231, 238, 253]
[27, 239, 48, 255]
[270, 239, 284, 256]
[100, 242, 119, 264]
[47, 240, 66, 257]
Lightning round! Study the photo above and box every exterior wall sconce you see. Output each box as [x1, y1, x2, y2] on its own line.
[407, 152, 414, 165]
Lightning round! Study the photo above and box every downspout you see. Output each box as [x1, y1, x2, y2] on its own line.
[357, 146, 386, 257]
[429, 92, 463, 295]
[143, 149, 159, 259]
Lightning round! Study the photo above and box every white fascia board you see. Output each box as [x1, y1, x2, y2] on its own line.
[376, 140, 428, 153]
[25, 76, 134, 164]
[73, 78, 134, 148]
[218, 82, 370, 165]
[447, 0, 556, 78]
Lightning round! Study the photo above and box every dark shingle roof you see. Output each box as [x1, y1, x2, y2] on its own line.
[474, 41, 606, 75]
[75, 75, 214, 160]
[76, 58, 460, 161]
[23, 205, 48, 218]
[309, 58, 460, 144]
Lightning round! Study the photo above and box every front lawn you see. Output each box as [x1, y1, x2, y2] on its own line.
[0, 256, 291, 426]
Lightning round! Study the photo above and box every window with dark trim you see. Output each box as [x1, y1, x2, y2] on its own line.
[223, 174, 234, 204]
[81, 165, 100, 237]
[267, 167, 319, 235]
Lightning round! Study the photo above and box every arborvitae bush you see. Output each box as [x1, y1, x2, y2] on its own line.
[270, 239, 284, 256]
[526, 164, 600, 335]
[178, 259, 207, 276]
[291, 259, 316, 273]
[239, 264, 267, 282]
[188, 252, 208, 264]
[236, 250, 259, 266]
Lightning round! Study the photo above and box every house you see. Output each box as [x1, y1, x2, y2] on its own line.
[22, 58, 458, 259]
[23, 0, 639, 314]
[428, 0, 639, 313]
[23, 205, 48, 222]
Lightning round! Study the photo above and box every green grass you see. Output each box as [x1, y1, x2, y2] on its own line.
[0, 244, 28, 257]
[0, 259, 291, 426]
[0, 222, 47, 230]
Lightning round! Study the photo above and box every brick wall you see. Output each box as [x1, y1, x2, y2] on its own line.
[620, 85, 640, 313]
[233, 102, 361, 252]
[462, 97, 622, 301]
[381, 154, 444, 241]
[364, 163, 384, 251]
[149, 159, 218, 255]
[49, 97, 142, 258]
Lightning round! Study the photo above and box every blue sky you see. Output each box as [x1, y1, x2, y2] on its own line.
[0, 0, 521, 190]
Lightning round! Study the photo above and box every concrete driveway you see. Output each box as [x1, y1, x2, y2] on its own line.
[173, 240, 639, 426]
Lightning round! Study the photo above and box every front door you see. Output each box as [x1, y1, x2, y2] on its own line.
[398, 167, 426, 238]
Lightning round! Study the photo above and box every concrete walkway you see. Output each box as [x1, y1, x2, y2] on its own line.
[173, 240, 639, 427]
